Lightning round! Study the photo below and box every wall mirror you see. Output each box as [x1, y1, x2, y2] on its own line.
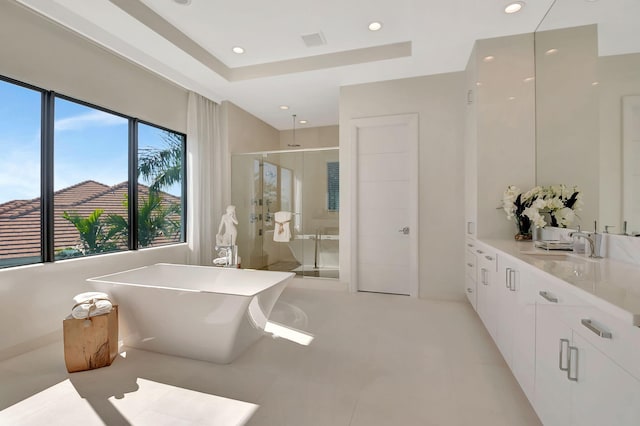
[535, 0, 640, 235]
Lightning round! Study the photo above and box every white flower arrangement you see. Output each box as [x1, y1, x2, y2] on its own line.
[502, 185, 582, 235]
[502, 185, 540, 237]
[543, 184, 582, 228]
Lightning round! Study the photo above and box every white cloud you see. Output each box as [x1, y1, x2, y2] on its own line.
[54, 110, 127, 132]
[0, 148, 40, 203]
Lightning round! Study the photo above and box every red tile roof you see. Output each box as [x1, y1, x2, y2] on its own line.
[0, 180, 181, 260]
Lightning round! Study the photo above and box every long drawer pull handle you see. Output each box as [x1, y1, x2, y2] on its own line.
[476, 249, 484, 254]
[466, 288, 473, 293]
[581, 319, 612, 339]
[559, 338, 569, 372]
[467, 263, 474, 268]
[505, 267, 511, 288]
[485, 255, 494, 261]
[539, 291, 558, 303]
[567, 346, 579, 382]
[467, 243, 474, 247]
[509, 269, 517, 291]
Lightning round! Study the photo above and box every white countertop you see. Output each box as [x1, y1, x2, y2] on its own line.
[478, 238, 640, 326]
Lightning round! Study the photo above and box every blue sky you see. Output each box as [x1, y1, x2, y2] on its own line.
[0, 80, 181, 204]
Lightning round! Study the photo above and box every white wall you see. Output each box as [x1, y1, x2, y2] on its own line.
[0, 1, 188, 132]
[224, 101, 280, 153]
[279, 125, 338, 150]
[340, 72, 466, 301]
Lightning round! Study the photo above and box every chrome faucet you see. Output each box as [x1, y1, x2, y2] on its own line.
[568, 231, 602, 258]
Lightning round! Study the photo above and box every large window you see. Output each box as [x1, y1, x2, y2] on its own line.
[54, 97, 129, 259]
[137, 122, 185, 248]
[327, 161, 339, 211]
[0, 75, 186, 268]
[0, 79, 42, 268]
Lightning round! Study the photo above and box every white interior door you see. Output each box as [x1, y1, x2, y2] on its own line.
[350, 114, 418, 296]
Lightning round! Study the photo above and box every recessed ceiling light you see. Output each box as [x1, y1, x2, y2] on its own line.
[232, 46, 245, 54]
[523, 76, 535, 82]
[173, 0, 192, 5]
[279, 105, 289, 110]
[483, 55, 495, 62]
[504, 1, 525, 14]
[368, 21, 383, 31]
[592, 81, 599, 86]
[476, 82, 482, 87]
[545, 48, 559, 55]
[299, 120, 308, 125]
[508, 96, 516, 101]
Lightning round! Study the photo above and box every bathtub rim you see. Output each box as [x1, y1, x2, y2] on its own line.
[87, 263, 295, 297]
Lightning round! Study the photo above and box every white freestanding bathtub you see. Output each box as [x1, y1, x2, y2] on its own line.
[87, 263, 294, 364]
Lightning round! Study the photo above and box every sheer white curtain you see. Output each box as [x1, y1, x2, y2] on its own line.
[186, 92, 229, 265]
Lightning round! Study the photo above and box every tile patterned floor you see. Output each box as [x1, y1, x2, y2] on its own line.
[0, 285, 541, 425]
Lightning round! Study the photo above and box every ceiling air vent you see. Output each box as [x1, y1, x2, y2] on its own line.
[301, 32, 327, 48]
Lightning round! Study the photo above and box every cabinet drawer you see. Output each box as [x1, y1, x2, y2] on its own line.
[465, 238, 476, 250]
[534, 271, 590, 308]
[568, 306, 640, 381]
[465, 274, 477, 310]
[465, 250, 477, 281]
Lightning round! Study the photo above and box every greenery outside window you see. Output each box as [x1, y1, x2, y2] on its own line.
[137, 122, 185, 248]
[0, 74, 187, 268]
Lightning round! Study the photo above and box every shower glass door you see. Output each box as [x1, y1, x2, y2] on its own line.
[231, 148, 339, 279]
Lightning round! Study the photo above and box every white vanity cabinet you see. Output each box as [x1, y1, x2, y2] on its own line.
[535, 300, 640, 426]
[495, 255, 538, 400]
[464, 240, 478, 309]
[571, 332, 640, 426]
[534, 302, 574, 425]
[475, 243, 497, 339]
[465, 239, 640, 425]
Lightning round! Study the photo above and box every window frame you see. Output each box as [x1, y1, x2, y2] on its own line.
[327, 160, 339, 212]
[136, 119, 188, 247]
[0, 74, 187, 269]
[0, 75, 46, 266]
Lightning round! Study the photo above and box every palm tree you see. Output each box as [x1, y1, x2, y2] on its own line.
[138, 131, 184, 192]
[106, 191, 180, 248]
[61, 209, 119, 255]
[137, 191, 181, 247]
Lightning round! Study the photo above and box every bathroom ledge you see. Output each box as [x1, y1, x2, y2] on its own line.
[478, 238, 640, 326]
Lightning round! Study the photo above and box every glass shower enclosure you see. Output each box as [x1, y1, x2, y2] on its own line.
[231, 148, 339, 279]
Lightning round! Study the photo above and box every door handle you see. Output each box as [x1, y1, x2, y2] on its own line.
[398, 226, 410, 235]
[567, 346, 579, 382]
[509, 269, 517, 291]
[559, 338, 569, 372]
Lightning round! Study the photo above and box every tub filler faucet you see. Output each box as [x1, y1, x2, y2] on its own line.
[214, 245, 238, 267]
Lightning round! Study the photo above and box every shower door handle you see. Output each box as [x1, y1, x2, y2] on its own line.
[399, 226, 410, 235]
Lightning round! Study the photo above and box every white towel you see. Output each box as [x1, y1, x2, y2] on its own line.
[273, 211, 292, 242]
[71, 291, 113, 319]
[73, 291, 109, 304]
